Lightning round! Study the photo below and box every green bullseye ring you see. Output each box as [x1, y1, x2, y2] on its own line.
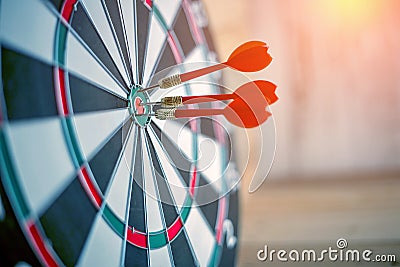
[128, 85, 152, 127]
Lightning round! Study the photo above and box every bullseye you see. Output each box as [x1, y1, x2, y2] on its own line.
[128, 86, 151, 127]
[135, 97, 145, 114]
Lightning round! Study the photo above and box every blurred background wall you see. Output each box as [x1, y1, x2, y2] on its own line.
[203, 0, 400, 179]
[201, 0, 400, 266]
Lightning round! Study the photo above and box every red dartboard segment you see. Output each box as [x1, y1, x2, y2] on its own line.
[143, 0, 153, 10]
[215, 196, 227, 244]
[53, 67, 69, 116]
[125, 169, 195, 248]
[189, 166, 197, 197]
[27, 222, 59, 267]
[61, 0, 77, 21]
[167, 32, 183, 64]
[127, 227, 148, 248]
[167, 217, 184, 241]
[182, 0, 204, 44]
[78, 167, 103, 209]
[53, 0, 76, 117]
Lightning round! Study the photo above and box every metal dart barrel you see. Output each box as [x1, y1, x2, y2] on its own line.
[155, 108, 177, 120]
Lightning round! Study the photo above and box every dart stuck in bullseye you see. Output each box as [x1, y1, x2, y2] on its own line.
[137, 80, 278, 129]
[154, 88, 272, 129]
[138, 41, 272, 92]
[143, 80, 278, 108]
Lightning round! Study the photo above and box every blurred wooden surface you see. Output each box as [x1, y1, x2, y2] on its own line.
[237, 173, 400, 266]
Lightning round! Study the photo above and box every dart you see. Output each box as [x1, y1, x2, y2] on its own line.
[139, 41, 272, 92]
[147, 80, 278, 108]
[154, 90, 272, 128]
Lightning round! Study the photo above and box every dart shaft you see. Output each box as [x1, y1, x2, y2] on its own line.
[141, 101, 161, 106]
[150, 63, 226, 91]
[157, 94, 235, 108]
[138, 84, 158, 92]
[155, 108, 224, 120]
[175, 108, 224, 118]
[180, 63, 226, 82]
[182, 93, 235, 104]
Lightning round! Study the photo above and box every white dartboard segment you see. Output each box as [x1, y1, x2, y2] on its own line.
[66, 29, 127, 99]
[80, 0, 130, 86]
[147, 126, 188, 208]
[103, 125, 136, 222]
[119, 0, 138, 82]
[77, 216, 123, 267]
[142, 15, 167, 87]
[6, 119, 75, 215]
[155, 0, 182, 29]
[142, 133, 165, 233]
[0, 0, 56, 65]
[73, 108, 129, 160]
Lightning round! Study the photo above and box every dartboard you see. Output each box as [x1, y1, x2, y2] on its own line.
[0, 0, 239, 266]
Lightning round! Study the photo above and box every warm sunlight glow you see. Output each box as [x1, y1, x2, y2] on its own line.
[316, 0, 383, 28]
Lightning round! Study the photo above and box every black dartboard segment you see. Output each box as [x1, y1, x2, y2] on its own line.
[135, 0, 151, 85]
[2, 47, 58, 120]
[0, 0, 239, 266]
[128, 129, 147, 233]
[103, 0, 133, 83]
[39, 178, 97, 267]
[71, 2, 128, 89]
[69, 73, 127, 113]
[174, 7, 196, 57]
